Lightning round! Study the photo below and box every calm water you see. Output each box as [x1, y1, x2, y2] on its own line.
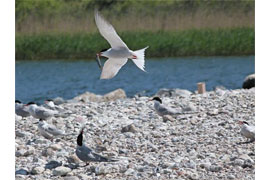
[16, 56, 254, 103]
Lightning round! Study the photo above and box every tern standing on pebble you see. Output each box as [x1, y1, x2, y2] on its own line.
[238, 121, 255, 142]
[43, 99, 66, 112]
[150, 97, 181, 117]
[43, 99, 57, 109]
[27, 102, 58, 120]
[76, 128, 117, 166]
[95, 10, 148, 79]
[38, 119, 66, 140]
[15, 100, 30, 118]
[43, 99, 72, 118]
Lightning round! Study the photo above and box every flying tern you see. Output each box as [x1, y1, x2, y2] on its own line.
[76, 128, 117, 166]
[15, 100, 30, 118]
[238, 121, 255, 142]
[95, 10, 148, 79]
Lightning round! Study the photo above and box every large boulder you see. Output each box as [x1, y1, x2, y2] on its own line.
[72, 89, 126, 102]
[155, 88, 173, 97]
[102, 88, 127, 101]
[73, 91, 102, 102]
[53, 97, 66, 105]
[242, 74, 255, 89]
[173, 89, 193, 97]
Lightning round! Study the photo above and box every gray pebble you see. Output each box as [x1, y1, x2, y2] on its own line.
[45, 160, 62, 170]
[63, 176, 80, 180]
[124, 168, 135, 176]
[15, 169, 28, 175]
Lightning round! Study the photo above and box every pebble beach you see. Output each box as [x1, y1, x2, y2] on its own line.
[15, 87, 255, 180]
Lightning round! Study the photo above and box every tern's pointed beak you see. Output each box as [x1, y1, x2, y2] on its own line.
[96, 54, 102, 69]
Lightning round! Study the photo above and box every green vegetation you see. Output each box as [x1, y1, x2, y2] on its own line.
[16, 0, 255, 34]
[15, 0, 255, 60]
[16, 28, 254, 60]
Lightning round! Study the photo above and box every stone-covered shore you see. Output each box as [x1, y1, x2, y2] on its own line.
[15, 88, 255, 180]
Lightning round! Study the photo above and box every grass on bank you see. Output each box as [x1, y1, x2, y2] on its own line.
[15, 28, 254, 60]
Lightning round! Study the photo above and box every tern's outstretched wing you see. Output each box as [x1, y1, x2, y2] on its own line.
[100, 58, 128, 79]
[95, 10, 128, 49]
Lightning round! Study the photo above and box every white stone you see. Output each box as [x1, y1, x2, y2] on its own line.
[31, 166, 45, 175]
[52, 166, 71, 176]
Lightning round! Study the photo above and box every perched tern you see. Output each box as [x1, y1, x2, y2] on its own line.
[150, 97, 181, 117]
[238, 121, 255, 142]
[27, 102, 58, 120]
[43, 99, 67, 114]
[95, 10, 148, 79]
[38, 119, 66, 140]
[15, 100, 30, 118]
[43, 99, 56, 109]
[76, 128, 117, 166]
[43, 99, 73, 118]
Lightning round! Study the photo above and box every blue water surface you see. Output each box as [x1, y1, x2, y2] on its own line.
[15, 56, 255, 103]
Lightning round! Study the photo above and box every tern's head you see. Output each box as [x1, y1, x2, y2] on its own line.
[15, 100, 22, 104]
[45, 99, 53, 102]
[77, 128, 84, 146]
[238, 121, 249, 125]
[26, 102, 36, 106]
[45, 99, 54, 106]
[151, 97, 162, 104]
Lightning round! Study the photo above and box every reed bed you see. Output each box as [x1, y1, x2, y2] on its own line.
[16, 28, 254, 60]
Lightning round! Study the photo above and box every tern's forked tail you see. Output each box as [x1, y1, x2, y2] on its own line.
[132, 46, 149, 72]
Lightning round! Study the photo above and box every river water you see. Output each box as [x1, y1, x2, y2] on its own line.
[15, 56, 254, 103]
